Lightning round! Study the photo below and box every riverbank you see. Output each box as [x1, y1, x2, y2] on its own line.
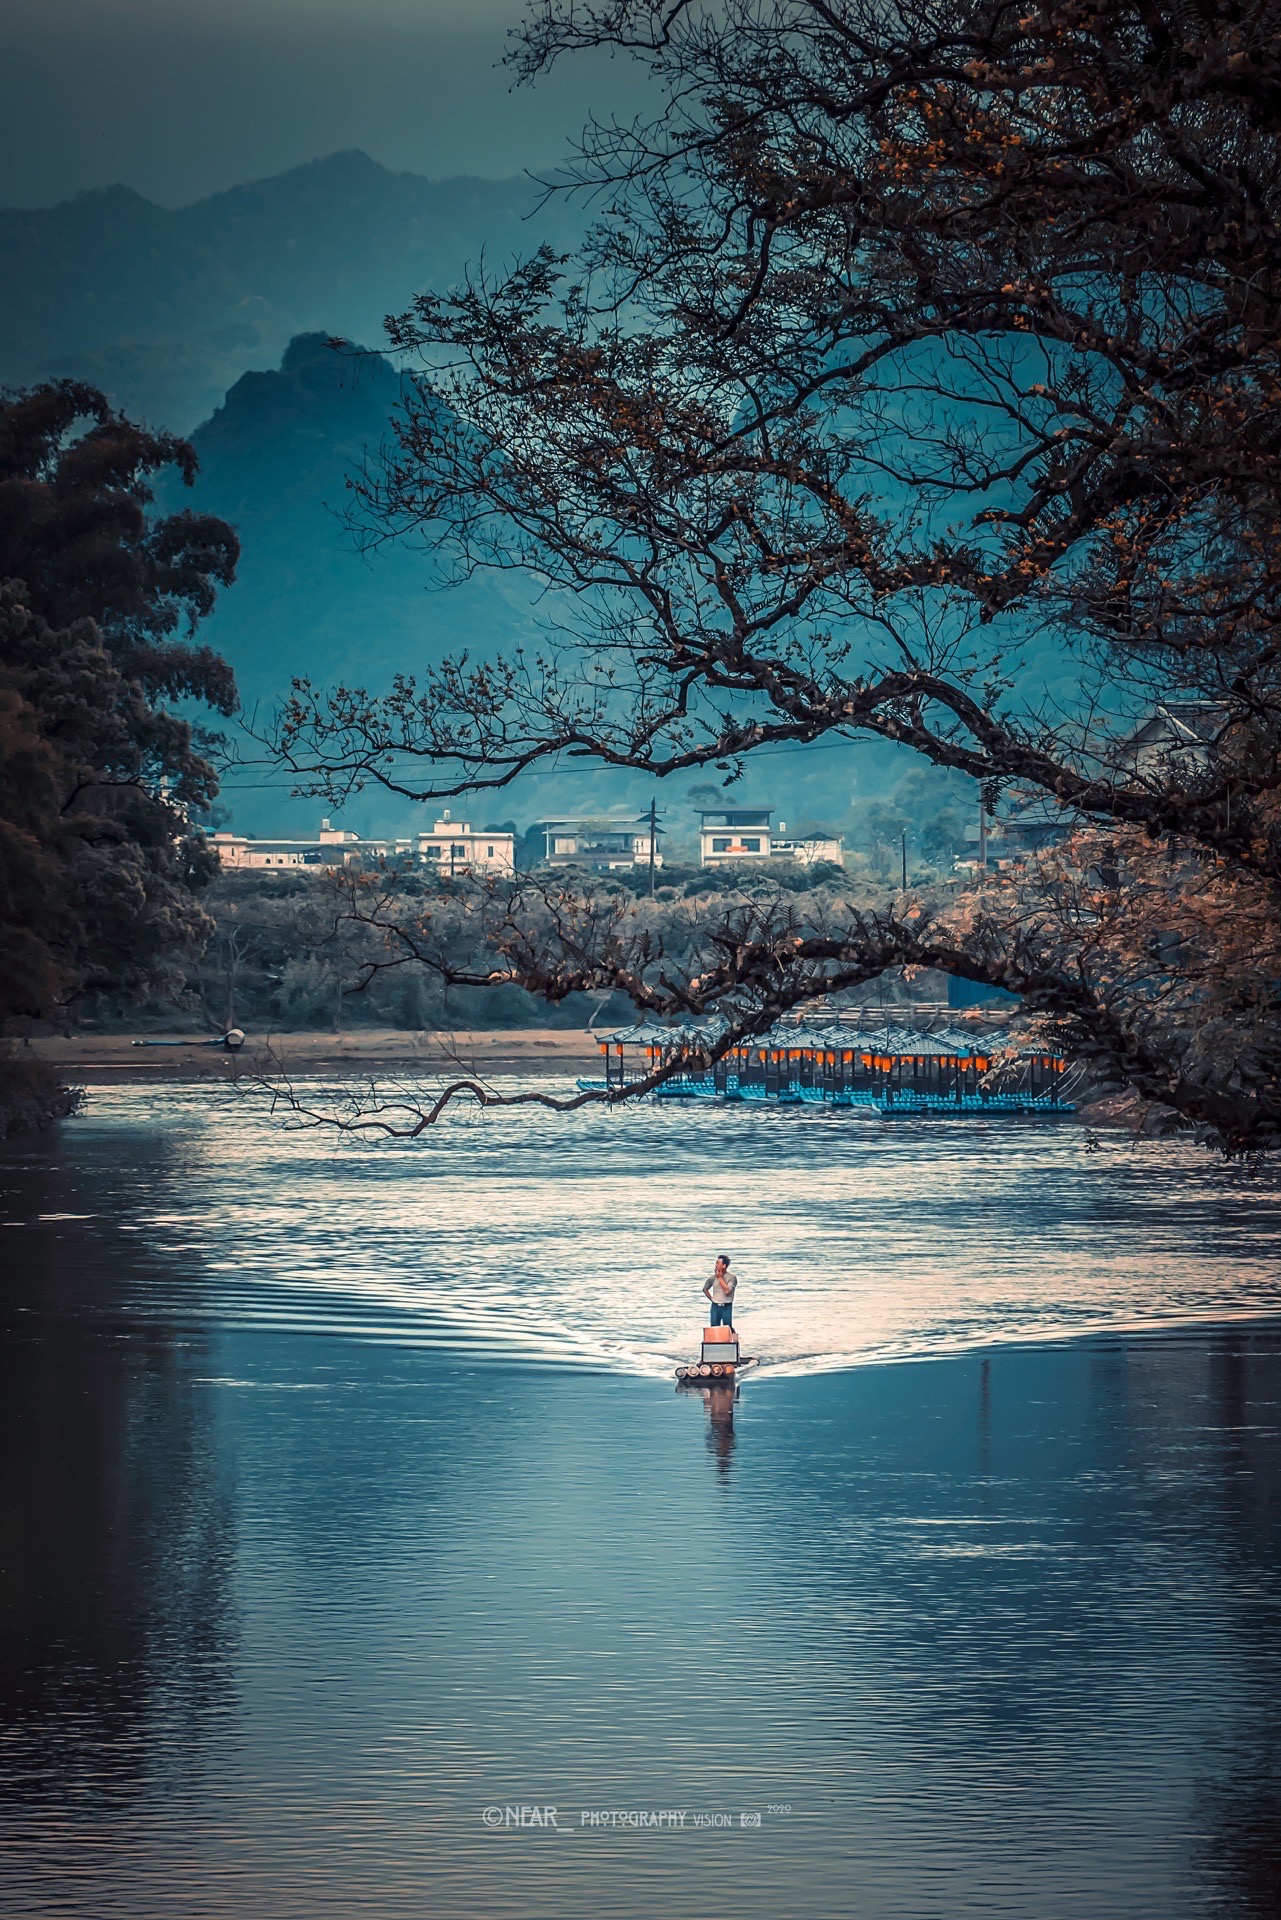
[22, 1027, 606, 1083]
[18, 1031, 1150, 1146]
[25, 1027, 1113, 1124]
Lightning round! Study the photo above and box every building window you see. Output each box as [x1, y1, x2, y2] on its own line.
[424, 846, 441, 859]
[486, 845, 494, 857]
[711, 837, 731, 852]
[452, 844, 466, 858]
[742, 838, 761, 852]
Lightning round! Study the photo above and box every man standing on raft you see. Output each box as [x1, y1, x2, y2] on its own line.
[703, 1254, 738, 1327]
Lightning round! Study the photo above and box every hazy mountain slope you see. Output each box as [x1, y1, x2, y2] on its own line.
[1, 149, 1044, 842]
[182, 332, 548, 839]
[179, 332, 897, 843]
[0, 152, 578, 430]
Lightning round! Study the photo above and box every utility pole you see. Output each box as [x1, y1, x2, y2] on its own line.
[648, 794, 658, 897]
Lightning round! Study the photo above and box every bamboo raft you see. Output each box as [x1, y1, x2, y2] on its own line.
[580, 1018, 1074, 1115]
[675, 1325, 755, 1384]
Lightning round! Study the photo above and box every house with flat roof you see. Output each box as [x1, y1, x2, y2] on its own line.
[539, 815, 664, 871]
[698, 805, 773, 864]
[415, 814, 516, 875]
[212, 815, 515, 876]
[698, 806, 843, 868]
[210, 819, 408, 872]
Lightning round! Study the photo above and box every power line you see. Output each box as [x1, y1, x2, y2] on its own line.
[215, 734, 882, 793]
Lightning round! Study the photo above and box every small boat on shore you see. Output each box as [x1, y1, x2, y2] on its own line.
[131, 1029, 246, 1051]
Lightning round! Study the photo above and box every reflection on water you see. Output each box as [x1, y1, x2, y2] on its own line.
[687, 1381, 738, 1480]
[0, 1089, 1280, 1917]
[0, 1158, 237, 1822]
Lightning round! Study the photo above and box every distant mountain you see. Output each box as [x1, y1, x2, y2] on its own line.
[0, 151, 579, 430]
[178, 331, 902, 843]
[2, 148, 1069, 841]
[179, 332, 551, 840]
[0, 148, 978, 839]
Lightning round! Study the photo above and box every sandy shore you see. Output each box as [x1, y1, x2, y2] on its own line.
[25, 1028, 606, 1083]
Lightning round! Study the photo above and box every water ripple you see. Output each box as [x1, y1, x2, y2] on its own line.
[1, 1079, 1278, 1376]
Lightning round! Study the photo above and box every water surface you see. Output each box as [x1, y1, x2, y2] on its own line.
[6, 1081, 1279, 1370]
[2, 1084, 1280, 1918]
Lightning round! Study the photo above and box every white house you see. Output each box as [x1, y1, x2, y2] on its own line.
[698, 805, 774, 864]
[698, 805, 843, 868]
[415, 814, 516, 875]
[212, 815, 515, 876]
[772, 825, 846, 867]
[539, 815, 664, 871]
[1113, 702, 1222, 781]
[209, 819, 399, 871]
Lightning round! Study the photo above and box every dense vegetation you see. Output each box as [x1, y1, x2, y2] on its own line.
[0, 382, 238, 1130]
[102, 852, 946, 1038]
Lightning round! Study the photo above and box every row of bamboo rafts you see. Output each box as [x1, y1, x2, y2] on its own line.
[595, 1038, 1067, 1077]
[675, 1362, 736, 1379]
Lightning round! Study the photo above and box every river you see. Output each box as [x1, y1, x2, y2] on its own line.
[2, 1082, 1280, 1917]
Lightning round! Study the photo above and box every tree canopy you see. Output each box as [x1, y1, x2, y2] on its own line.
[0, 380, 238, 711]
[274, 0, 1281, 1148]
[0, 382, 240, 1123]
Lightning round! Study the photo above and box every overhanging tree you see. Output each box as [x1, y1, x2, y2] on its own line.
[0, 382, 240, 1127]
[276, 0, 1281, 1148]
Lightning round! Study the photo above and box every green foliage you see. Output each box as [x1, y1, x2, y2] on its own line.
[0, 380, 238, 712]
[850, 804, 911, 882]
[128, 871, 633, 1034]
[0, 583, 217, 1020]
[917, 809, 969, 868]
[0, 383, 239, 1124]
[608, 859, 852, 898]
[0, 1046, 82, 1139]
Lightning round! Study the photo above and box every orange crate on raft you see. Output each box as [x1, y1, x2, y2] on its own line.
[701, 1325, 739, 1364]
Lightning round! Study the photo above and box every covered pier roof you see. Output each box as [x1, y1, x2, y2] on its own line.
[600, 1020, 1061, 1062]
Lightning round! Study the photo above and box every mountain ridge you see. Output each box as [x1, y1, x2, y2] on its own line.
[0, 151, 578, 430]
[1, 155, 949, 837]
[177, 331, 891, 844]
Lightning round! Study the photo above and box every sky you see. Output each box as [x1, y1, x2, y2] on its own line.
[1, 0, 648, 206]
